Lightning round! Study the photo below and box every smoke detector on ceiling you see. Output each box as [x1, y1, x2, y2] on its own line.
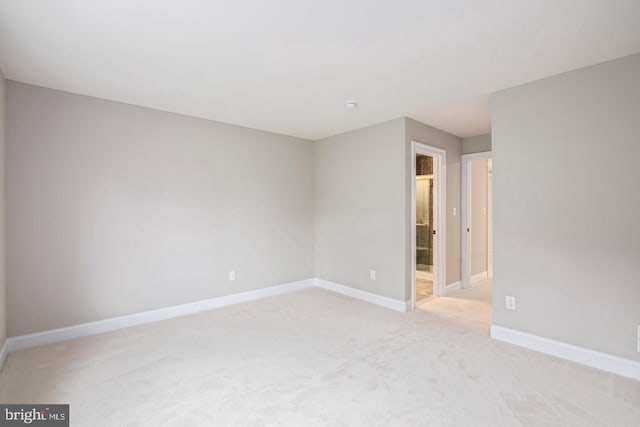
[344, 101, 358, 110]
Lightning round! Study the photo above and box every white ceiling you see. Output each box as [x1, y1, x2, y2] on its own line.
[1, 1, 639, 140]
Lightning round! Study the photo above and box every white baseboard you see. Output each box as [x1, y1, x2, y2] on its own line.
[315, 279, 409, 312]
[0, 340, 7, 371]
[491, 325, 640, 381]
[7, 279, 638, 382]
[446, 281, 461, 291]
[7, 279, 315, 353]
[7, 278, 410, 353]
[471, 271, 488, 283]
[7, 282, 638, 382]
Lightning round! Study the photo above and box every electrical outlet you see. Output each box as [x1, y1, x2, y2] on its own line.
[229, 271, 236, 281]
[370, 270, 376, 281]
[505, 296, 516, 310]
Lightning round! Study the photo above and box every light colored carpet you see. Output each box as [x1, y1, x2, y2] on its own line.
[1, 280, 638, 426]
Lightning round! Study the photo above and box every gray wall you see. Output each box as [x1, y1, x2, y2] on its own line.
[315, 118, 407, 301]
[6, 82, 315, 336]
[492, 53, 640, 360]
[315, 117, 462, 303]
[487, 160, 493, 278]
[470, 159, 488, 276]
[462, 134, 491, 154]
[0, 69, 5, 347]
[405, 118, 462, 293]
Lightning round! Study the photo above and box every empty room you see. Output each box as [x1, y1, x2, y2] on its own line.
[0, 1, 639, 426]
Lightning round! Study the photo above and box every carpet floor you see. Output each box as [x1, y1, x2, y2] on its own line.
[1, 280, 638, 426]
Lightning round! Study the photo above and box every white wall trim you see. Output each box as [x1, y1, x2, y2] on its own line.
[315, 279, 409, 312]
[7, 280, 639, 381]
[7, 278, 413, 353]
[491, 325, 640, 381]
[471, 271, 488, 283]
[461, 151, 493, 161]
[446, 281, 461, 291]
[7, 279, 315, 352]
[0, 340, 7, 371]
[461, 151, 492, 289]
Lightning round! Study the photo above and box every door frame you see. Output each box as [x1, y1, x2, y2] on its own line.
[410, 141, 446, 309]
[461, 151, 492, 289]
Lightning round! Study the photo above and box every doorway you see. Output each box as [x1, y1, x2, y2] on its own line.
[461, 152, 493, 288]
[416, 154, 435, 301]
[411, 141, 446, 309]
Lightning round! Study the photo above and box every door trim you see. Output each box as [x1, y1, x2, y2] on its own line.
[411, 141, 446, 309]
[461, 151, 492, 289]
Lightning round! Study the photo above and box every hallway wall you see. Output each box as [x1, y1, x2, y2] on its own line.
[462, 134, 491, 154]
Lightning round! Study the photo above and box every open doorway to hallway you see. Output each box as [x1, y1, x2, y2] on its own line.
[462, 152, 493, 288]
